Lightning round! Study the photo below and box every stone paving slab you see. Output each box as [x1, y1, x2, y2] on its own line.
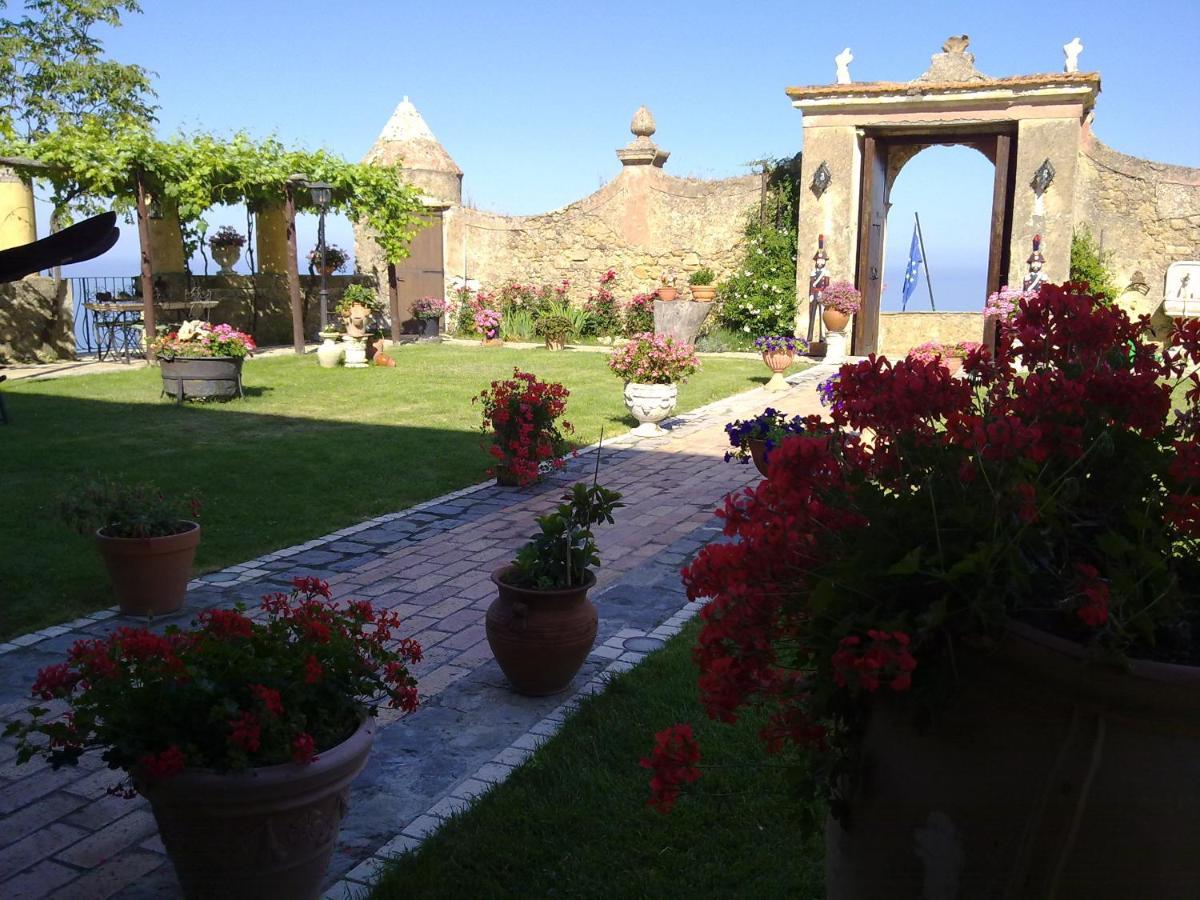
[0, 366, 831, 899]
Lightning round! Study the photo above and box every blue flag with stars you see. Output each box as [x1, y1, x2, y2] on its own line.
[901, 223, 922, 311]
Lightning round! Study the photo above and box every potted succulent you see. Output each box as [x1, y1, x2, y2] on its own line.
[608, 332, 699, 436]
[488, 480, 623, 695]
[646, 283, 1200, 894]
[535, 302, 578, 352]
[5, 577, 421, 900]
[656, 270, 679, 302]
[208, 226, 246, 274]
[755, 334, 808, 391]
[335, 284, 380, 367]
[907, 339, 985, 376]
[307, 243, 349, 277]
[60, 478, 201, 617]
[475, 369, 574, 486]
[722, 407, 808, 477]
[688, 267, 717, 302]
[150, 321, 256, 401]
[413, 296, 448, 339]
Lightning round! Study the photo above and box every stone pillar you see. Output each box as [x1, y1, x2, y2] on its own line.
[256, 202, 291, 275]
[1009, 117, 1082, 287]
[795, 125, 860, 337]
[0, 167, 37, 252]
[148, 200, 187, 273]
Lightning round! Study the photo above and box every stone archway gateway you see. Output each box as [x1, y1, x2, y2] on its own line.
[789, 35, 1102, 356]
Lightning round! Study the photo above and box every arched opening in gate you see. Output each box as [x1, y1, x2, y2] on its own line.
[882, 146, 994, 313]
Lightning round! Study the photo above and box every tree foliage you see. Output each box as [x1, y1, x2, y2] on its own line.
[0, 0, 155, 142]
[1070, 225, 1120, 304]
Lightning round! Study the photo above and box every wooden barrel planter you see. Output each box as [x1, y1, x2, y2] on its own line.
[160, 357, 244, 402]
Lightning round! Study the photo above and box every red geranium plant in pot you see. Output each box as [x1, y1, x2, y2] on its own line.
[475, 368, 574, 486]
[60, 478, 202, 617]
[645, 283, 1200, 896]
[5, 577, 421, 900]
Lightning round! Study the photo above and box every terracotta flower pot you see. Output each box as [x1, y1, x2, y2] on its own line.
[825, 620, 1200, 898]
[689, 285, 717, 301]
[95, 522, 200, 617]
[656, 287, 679, 302]
[821, 307, 850, 333]
[486, 566, 598, 695]
[747, 439, 771, 478]
[140, 717, 374, 900]
[762, 349, 795, 392]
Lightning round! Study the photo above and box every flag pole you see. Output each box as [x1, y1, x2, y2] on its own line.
[914, 211, 936, 311]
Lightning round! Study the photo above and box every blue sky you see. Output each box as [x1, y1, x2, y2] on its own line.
[41, 0, 1200, 309]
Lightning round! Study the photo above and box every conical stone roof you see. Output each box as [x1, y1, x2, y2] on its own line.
[364, 97, 462, 178]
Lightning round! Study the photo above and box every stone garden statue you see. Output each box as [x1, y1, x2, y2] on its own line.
[1063, 37, 1083, 73]
[808, 236, 831, 342]
[836, 48, 854, 84]
[1023, 234, 1048, 293]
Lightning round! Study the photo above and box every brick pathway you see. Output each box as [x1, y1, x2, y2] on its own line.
[0, 367, 830, 899]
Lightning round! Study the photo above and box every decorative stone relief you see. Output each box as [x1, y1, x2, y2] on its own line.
[914, 35, 988, 83]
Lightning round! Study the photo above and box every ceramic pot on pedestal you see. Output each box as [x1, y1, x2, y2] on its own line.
[343, 336, 368, 368]
[690, 285, 717, 302]
[316, 334, 343, 368]
[623, 382, 678, 437]
[762, 350, 795, 392]
[821, 307, 850, 333]
[656, 286, 679, 302]
[211, 244, 240, 274]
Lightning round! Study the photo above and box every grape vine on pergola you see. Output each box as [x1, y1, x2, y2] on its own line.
[2, 120, 426, 353]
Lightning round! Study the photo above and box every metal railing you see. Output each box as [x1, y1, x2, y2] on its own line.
[70, 276, 138, 355]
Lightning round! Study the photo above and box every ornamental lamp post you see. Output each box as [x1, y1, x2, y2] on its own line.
[307, 181, 333, 332]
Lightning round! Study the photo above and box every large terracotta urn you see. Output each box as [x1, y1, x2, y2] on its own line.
[140, 717, 375, 900]
[623, 382, 678, 437]
[761, 350, 795, 392]
[95, 522, 200, 617]
[821, 307, 850, 333]
[486, 566, 598, 695]
[825, 621, 1200, 898]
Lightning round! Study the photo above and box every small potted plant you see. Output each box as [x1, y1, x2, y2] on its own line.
[412, 296, 448, 339]
[722, 407, 808, 477]
[307, 243, 349, 277]
[608, 332, 700, 436]
[316, 321, 344, 368]
[907, 339, 984, 376]
[656, 270, 679, 302]
[535, 302, 578, 352]
[60, 478, 201, 617]
[208, 226, 246, 274]
[488, 480, 623, 694]
[688, 267, 717, 302]
[475, 368, 574, 486]
[5, 577, 421, 899]
[336, 284, 380, 367]
[149, 320, 256, 401]
[755, 335, 808, 391]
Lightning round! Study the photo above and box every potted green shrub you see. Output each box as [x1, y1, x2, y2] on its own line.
[608, 332, 700, 436]
[688, 267, 717, 302]
[208, 226, 246, 274]
[535, 301, 578, 351]
[648, 284, 1200, 893]
[149, 321, 256, 401]
[413, 296, 448, 339]
[60, 478, 202, 617]
[5, 577, 421, 899]
[488, 480, 623, 695]
[335, 284, 380, 366]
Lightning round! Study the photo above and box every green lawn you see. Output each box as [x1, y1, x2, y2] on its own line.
[0, 345, 775, 638]
[370, 620, 824, 898]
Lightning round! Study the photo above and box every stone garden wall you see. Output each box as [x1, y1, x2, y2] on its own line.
[0, 277, 74, 364]
[442, 165, 762, 300]
[1074, 128, 1200, 324]
[876, 311, 984, 360]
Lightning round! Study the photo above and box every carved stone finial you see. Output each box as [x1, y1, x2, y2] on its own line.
[1063, 37, 1083, 73]
[631, 105, 656, 139]
[835, 48, 853, 85]
[914, 34, 987, 83]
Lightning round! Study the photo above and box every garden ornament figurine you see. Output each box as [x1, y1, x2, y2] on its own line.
[808, 235, 830, 342]
[1023, 234, 1047, 293]
[835, 47, 853, 84]
[1063, 37, 1083, 73]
